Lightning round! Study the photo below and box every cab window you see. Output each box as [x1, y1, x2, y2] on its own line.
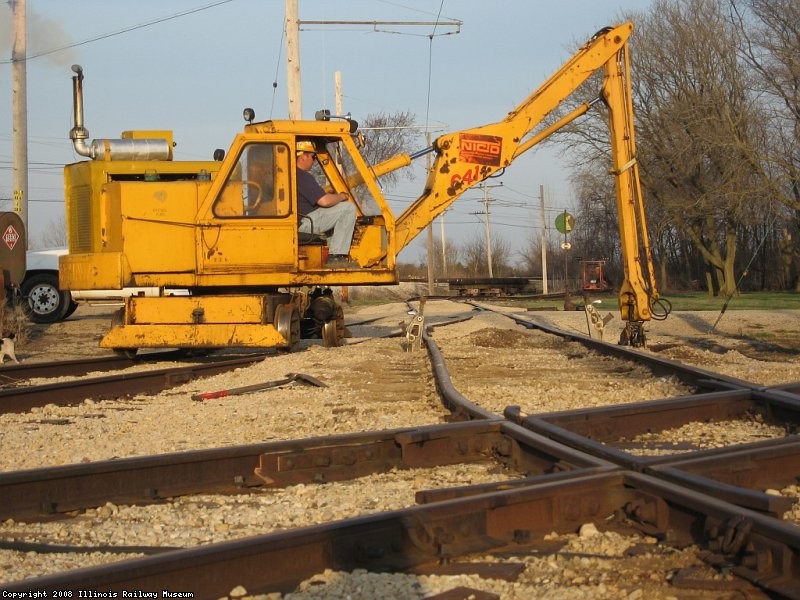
[213, 143, 290, 218]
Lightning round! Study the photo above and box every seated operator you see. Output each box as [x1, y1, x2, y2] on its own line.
[295, 140, 357, 268]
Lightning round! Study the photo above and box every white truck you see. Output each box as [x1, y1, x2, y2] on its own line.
[22, 248, 160, 324]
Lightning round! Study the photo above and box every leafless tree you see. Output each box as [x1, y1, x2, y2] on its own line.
[460, 233, 514, 277]
[487, 235, 515, 277]
[334, 110, 422, 217]
[543, 0, 797, 294]
[730, 0, 800, 289]
[517, 233, 562, 296]
[570, 168, 620, 261]
[357, 110, 422, 190]
[32, 214, 67, 249]
[621, 0, 772, 295]
[460, 237, 485, 277]
[420, 237, 464, 278]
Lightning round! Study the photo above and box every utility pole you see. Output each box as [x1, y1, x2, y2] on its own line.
[426, 131, 435, 294]
[285, 0, 302, 119]
[440, 213, 447, 276]
[284, 5, 460, 291]
[483, 184, 493, 278]
[477, 182, 502, 278]
[540, 184, 548, 294]
[11, 0, 29, 244]
[335, 70, 350, 304]
[334, 71, 343, 120]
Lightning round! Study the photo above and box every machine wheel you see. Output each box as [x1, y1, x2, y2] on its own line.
[322, 321, 340, 347]
[20, 273, 72, 324]
[274, 303, 301, 351]
[321, 304, 345, 347]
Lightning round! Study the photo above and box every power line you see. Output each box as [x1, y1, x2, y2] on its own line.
[0, 0, 235, 64]
[0, 161, 64, 167]
[268, 23, 286, 120]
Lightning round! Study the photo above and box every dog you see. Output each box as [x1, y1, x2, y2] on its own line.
[0, 334, 18, 364]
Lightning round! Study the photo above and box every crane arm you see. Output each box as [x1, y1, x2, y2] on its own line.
[393, 22, 634, 250]
[384, 21, 660, 340]
[602, 34, 660, 338]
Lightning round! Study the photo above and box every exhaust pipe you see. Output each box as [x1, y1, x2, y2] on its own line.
[69, 65, 92, 158]
[68, 64, 172, 161]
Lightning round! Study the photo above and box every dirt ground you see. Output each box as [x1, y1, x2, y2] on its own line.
[3, 295, 799, 600]
[11, 295, 800, 369]
[12, 303, 120, 363]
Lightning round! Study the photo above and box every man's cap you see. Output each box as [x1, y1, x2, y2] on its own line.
[296, 140, 316, 155]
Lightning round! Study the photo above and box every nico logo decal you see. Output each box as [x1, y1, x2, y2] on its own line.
[459, 133, 502, 166]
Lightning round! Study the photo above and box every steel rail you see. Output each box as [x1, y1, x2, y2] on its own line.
[0, 350, 192, 384]
[5, 302, 786, 520]
[0, 354, 269, 414]
[422, 328, 499, 421]
[758, 383, 800, 405]
[3, 471, 797, 598]
[504, 388, 800, 469]
[0, 421, 613, 521]
[649, 438, 800, 518]
[503, 387, 800, 521]
[437, 301, 800, 522]
[471, 302, 756, 391]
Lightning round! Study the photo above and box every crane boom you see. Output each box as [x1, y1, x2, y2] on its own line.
[390, 22, 658, 342]
[394, 23, 631, 249]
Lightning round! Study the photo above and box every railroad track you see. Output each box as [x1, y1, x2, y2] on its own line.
[2, 299, 800, 599]
[0, 352, 270, 414]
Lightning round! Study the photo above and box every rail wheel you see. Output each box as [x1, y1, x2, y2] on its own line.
[321, 304, 345, 347]
[619, 321, 646, 347]
[275, 303, 301, 351]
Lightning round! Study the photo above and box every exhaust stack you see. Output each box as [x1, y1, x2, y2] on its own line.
[69, 65, 90, 153]
[69, 64, 172, 161]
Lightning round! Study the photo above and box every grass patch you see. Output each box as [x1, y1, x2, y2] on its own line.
[658, 291, 800, 311]
[498, 291, 800, 312]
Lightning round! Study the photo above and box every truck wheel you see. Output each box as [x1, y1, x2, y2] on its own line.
[20, 273, 72, 324]
[63, 299, 79, 319]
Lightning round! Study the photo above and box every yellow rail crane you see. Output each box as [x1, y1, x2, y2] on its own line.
[60, 22, 664, 354]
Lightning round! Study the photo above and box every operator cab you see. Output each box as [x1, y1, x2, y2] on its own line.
[204, 110, 390, 273]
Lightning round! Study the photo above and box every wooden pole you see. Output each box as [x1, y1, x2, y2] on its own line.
[285, 0, 302, 119]
[540, 185, 548, 294]
[11, 0, 29, 244]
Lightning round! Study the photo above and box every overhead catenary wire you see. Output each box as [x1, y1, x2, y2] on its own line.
[269, 26, 286, 119]
[423, 1, 449, 133]
[425, 1, 448, 286]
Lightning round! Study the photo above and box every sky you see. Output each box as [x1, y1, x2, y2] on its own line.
[0, 0, 652, 262]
